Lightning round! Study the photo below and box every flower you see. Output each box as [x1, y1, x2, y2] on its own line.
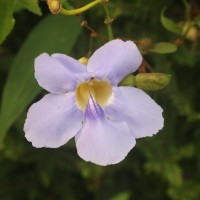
[24, 39, 164, 166]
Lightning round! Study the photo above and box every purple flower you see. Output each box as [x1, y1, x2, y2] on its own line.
[24, 39, 163, 166]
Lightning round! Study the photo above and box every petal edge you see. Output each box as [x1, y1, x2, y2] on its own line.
[105, 87, 164, 138]
[87, 39, 142, 85]
[35, 53, 88, 94]
[24, 92, 84, 148]
[75, 107, 136, 166]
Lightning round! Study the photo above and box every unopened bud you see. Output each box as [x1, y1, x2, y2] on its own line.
[47, 0, 61, 14]
[182, 22, 198, 41]
[78, 57, 89, 65]
[186, 26, 198, 41]
[135, 73, 171, 91]
[119, 75, 135, 86]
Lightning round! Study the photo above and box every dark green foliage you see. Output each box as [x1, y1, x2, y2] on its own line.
[0, 0, 200, 199]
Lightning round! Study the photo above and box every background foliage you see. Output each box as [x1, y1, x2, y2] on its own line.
[0, 0, 200, 199]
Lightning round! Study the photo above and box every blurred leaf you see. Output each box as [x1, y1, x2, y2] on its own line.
[15, 0, 42, 15]
[168, 183, 200, 200]
[166, 70, 196, 119]
[161, 7, 182, 35]
[77, 161, 103, 179]
[194, 15, 200, 28]
[145, 161, 183, 187]
[150, 42, 177, 54]
[0, 0, 15, 44]
[0, 15, 81, 145]
[109, 192, 130, 200]
[59, 0, 74, 9]
[172, 144, 195, 161]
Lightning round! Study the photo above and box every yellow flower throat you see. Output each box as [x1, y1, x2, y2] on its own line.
[76, 78, 112, 111]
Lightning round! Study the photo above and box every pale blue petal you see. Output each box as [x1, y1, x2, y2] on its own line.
[52, 54, 86, 73]
[87, 39, 142, 85]
[24, 92, 84, 148]
[105, 87, 164, 138]
[35, 53, 89, 94]
[75, 97, 136, 166]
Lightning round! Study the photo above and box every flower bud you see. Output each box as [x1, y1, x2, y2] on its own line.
[182, 22, 198, 41]
[135, 73, 171, 91]
[47, 0, 61, 14]
[78, 57, 89, 65]
[119, 75, 135, 86]
[186, 26, 198, 41]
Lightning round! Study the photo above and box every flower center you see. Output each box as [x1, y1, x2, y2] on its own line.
[76, 78, 112, 111]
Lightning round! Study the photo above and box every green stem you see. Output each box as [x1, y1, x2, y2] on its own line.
[182, 0, 191, 21]
[103, 2, 114, 40]
[60, 0, 103, 15]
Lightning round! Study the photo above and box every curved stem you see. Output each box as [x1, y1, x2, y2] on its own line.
[60, 0, 103, 15]
[103, 2, 114, 40]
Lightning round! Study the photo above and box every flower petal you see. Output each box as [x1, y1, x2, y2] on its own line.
[24, 92, 84, 148]
[75, 97, 135, 166]
[105, 87, 164, 138]
[35, 53, 89, 94]
[87, 39, 142, 85]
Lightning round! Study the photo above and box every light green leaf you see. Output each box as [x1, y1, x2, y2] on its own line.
[161, 7, 182, 35]
[150, 42, 177, 54]
[0, 15, 81, 145]
[109, 192, 130, 200]
[15, 0, 42, 15]
[0, 0, 15, 44]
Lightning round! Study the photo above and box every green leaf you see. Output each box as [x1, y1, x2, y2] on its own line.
[0, 15, 81, 145]
[59, 0, 74, 9]
[109, 192, 130, 200]
[150, 42, 177, 54]
[160, 7, 182, 35]
[145, 161, 183, 187]
[15, 0, 42, 15]
[0, 0, 15, 44]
